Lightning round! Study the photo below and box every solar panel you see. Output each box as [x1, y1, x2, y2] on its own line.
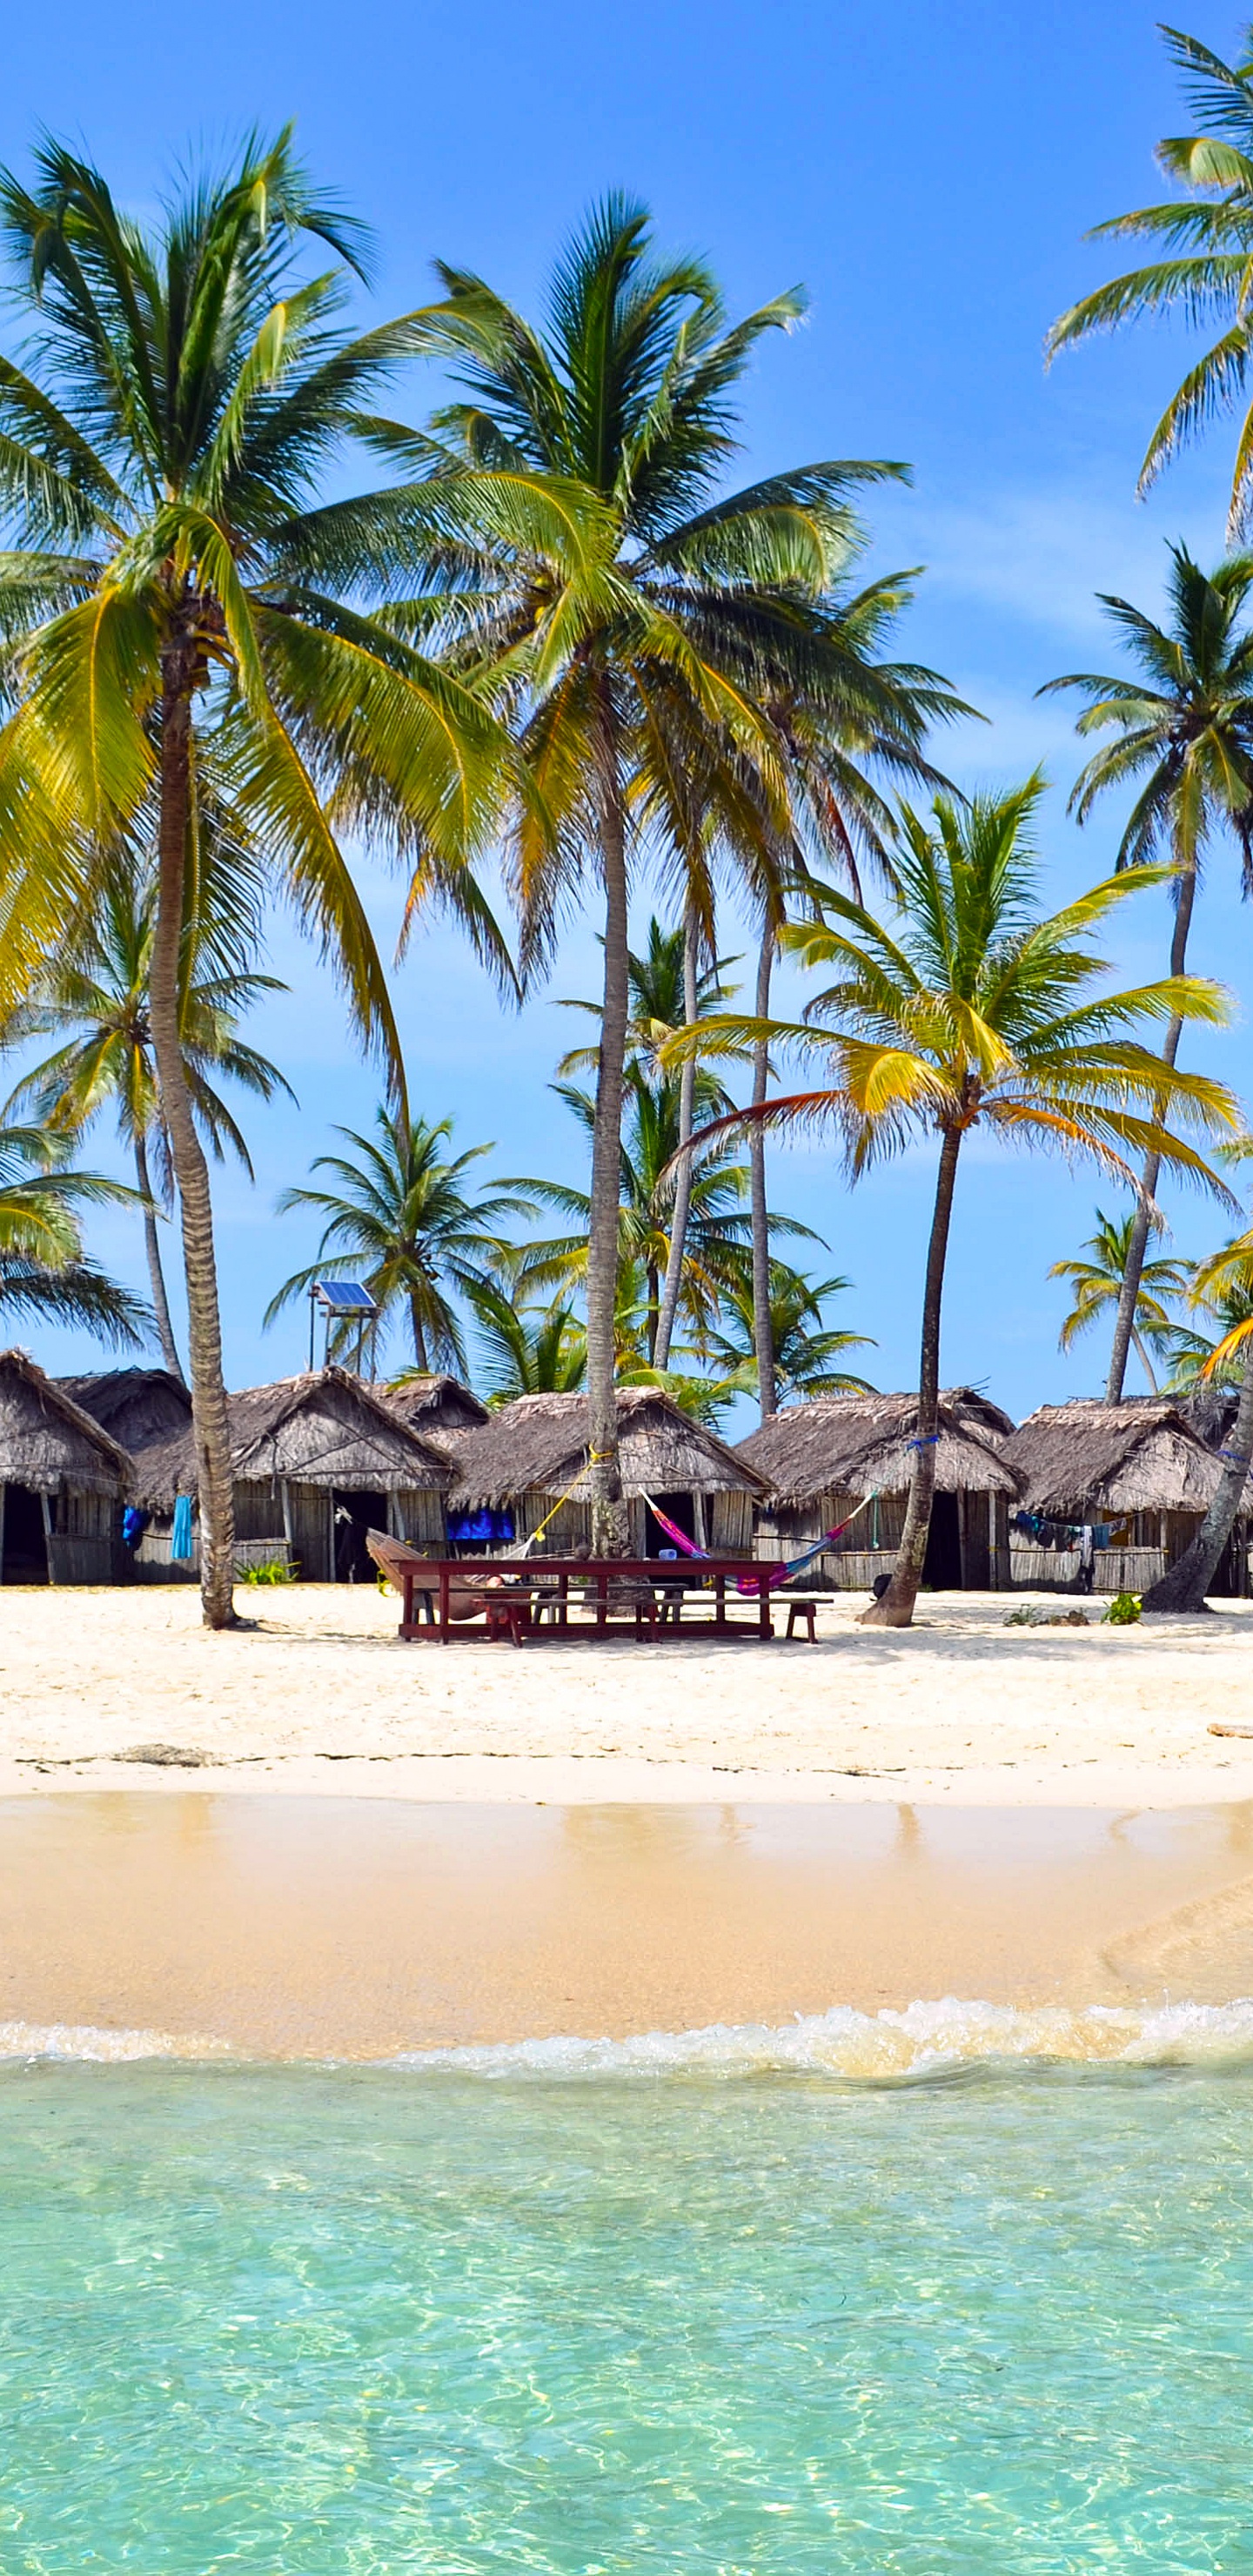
[312, 1280, 379, 1314]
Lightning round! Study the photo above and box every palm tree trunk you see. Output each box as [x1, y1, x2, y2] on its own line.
[586, 694, 630, 1555]
[1130, 1325, 1159, 1394]
[748, 914, 777, 1421]
[646, 1264, 660, 1364]
[653, 903, 699, 1371]
[149, 640, 237, 1629]
[1106, 868, 1196, 1401]
[860, 1122, 962, 1629]
[133, 1129, 185, 1383]
[1142, 1340, 1253, 1612]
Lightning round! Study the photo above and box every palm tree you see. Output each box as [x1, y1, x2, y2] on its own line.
[654, 902, 702, 1369]
[1163, 1272, 1253, 1389]
[684, 780, 1241, 1626]
[1048, 23, 1253, 533]
[402, 196, 937, 1546]
[1140, 1225, 1253, 1608]
[0, 1122, 148, 1344]
[740, 572, 970, 1420]
[547, 916, 747, 1360]
[5, 854, 291, 1381]
[1041, 546, 1253, 1395]
[1049, 1208, 1189, 1392]
[0, 137, 515, 1623]
[515, 1064, 818, 1365]
[701, 1258, 876, 1399]
[265, 1109, 534, 1374]
[464, 1279, 586, 1405]
[554, 916, 737, 1090]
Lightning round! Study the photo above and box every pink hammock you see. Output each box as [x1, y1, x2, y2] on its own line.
[643, 1492, 880, 1592]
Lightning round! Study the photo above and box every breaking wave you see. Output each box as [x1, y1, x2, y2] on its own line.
[392, 1996, 1253, 2081]
[0, 2023, 227, 2062]
[8, 1998, 1253, 2075]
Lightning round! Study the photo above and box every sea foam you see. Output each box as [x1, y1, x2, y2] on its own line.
[0, 2023, 227, 2062]
[392, 1996, 1253, 2080]
[6, 1997, 1253, 2074]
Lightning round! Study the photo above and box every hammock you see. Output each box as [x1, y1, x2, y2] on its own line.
[642, 1489, 881, 1593]
[644, 1497, 708, 1560]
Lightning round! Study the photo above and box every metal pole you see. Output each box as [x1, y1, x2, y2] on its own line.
[308, 1289, 316, 1374]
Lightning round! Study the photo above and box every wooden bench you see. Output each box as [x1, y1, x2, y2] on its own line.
[781, 1592, 827, 1641]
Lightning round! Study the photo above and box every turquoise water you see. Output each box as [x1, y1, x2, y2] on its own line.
[3, 2051, 1253, 2570]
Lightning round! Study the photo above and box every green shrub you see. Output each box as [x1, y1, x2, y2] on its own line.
[1004, 1604, 1090, 1628]
[241, 1558, 296, 1587]
[1102, 1590, 1142, 1626]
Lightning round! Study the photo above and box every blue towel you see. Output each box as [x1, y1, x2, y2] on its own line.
[171, 1493, 195, 1561]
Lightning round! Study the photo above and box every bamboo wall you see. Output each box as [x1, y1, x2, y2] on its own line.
[1008, 1507, 1250, 1597]
[233, 1477, 446, 1576]
[753, 1489, 1012, 1591]
[1, 1481, 117, 1587]
[393, 1489, 446, 1546]
[133, 1478, 446, 1583]
[710, 1491, 754, 1553]
[47, 1487, 114, 1540]
[46, 1533, 114, 1585]
[1008, 1544, 1170, 1594]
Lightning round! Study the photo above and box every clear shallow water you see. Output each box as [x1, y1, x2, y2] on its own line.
[2, 2046, 1253, 2571]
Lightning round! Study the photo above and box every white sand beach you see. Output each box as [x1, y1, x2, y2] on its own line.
[2, 1580, 1252, 1808]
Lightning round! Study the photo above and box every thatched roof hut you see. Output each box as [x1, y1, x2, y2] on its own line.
[735, 1390, 1019, 1591]
[446, 1387, 768, 1554]
[1004, 1399, 1226, 1518]
[383, 1373, 488, 1443]
[738, 1389, 1015, 1503]
[133, 1368, 454, 1580]
[0, 1349, 130, 1585]
[56, 1366, 191, 1453]
[1002, 1398, 1248, 1595]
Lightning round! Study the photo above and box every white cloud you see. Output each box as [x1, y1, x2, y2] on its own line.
[874, 469, 1234, 650]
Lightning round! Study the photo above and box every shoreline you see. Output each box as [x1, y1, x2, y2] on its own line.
[6, 1749, 1253, 1807]
[4, 1792, 1253, 2058]
[6, 1587, 1253, 2059]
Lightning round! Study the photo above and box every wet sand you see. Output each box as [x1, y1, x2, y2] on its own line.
[5, 1794, 1253, 2056]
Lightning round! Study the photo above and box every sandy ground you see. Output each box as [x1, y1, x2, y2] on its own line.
[4, 1794, 1253, 2053]
[0, 1580, 1251, 1806]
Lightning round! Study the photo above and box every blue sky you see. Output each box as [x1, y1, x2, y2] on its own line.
[3, 0, 1250, 1418]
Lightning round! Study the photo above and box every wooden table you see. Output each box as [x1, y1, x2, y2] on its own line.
[378, 1552, 780, 1644]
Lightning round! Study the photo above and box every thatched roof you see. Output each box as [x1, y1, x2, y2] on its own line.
[383, 1374, 488, 1440]
[1004, 1399, 1231, 1516]
[447, 1388, 769, 1509]
[735, 1388, 1019, 1506]
[132, 1368, 454, 1510]
[56, 1367, 191, 1453]
[0, 1349, 130, 1497]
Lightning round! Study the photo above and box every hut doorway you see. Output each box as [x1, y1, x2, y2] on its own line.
[1, 1484, 49, 1584]
[332, 1488, 387, 1582]
[643, 1489, 699, 1560]
[921, 1493, 962, 1590]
